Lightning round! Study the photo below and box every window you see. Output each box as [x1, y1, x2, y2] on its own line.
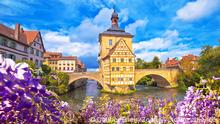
[113, 58, 116, 62]
[0, 39, 8, 46]
[24, 47, 28, 53]
[9, 42, 16, 49]
[116, 67, 120, 71]
[63, 67, 65, 70]
[121, 58, 124, 62]
[108, 39, 112, 45]
[30, 47, 34, 54]
[118, 77, 123, 81]
[36, 50, 39, 56]
[112, 78, 114, 81]
[130, 67, 133, 71]
[67, 67, 69, 70]
[129, 58, 132, 62]
[30, 58, 33, 61]
[129, 77, 133, 81]
[59, 67, 61, 70]
[112, 67, 115, 71]
[123, 67, 126, 71]
[8, 54, 16, 61]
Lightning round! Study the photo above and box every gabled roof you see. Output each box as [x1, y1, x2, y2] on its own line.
[0, 23, 40, 46]
[102, 39, 135, 60]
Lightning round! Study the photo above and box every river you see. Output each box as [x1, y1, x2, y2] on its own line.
[60, 80, 185, 111]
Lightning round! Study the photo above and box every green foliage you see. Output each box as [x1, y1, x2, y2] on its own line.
[198, 45, 220, 77]
[137, 76, 156, 86]
[178, 44, 220, 91]
[41, 64, 52, 75]
[135, 57, 162, 86]
[152, 56, 161, 68]
[40, 67, 69, 95]
[135, 56, 161, 69]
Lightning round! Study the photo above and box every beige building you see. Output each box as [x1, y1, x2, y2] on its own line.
[0, 23, 45, 68]
[99, 10, 135, 86]
[44, 52, 86, 73]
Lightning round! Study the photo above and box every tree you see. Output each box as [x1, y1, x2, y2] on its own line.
[199, 45, 220, 77]
[151, 56, 161, 68]
[135, 58, 144, 69]
[41, 64, 52, 75]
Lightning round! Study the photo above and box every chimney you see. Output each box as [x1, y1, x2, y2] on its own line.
[15, 24, 20, 40]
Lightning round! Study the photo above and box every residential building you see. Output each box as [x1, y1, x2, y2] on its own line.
[98, 10, 135, 86]
[162, 57, 180, 69]
[76, 59, 86, 72]
[0, 23, 45, 68]
[43, 52, 86, 73]
[163, 54, 199, 70]
[180, 54, 199, 71]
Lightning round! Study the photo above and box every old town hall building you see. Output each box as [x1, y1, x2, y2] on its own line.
[99, 10, 135, 86]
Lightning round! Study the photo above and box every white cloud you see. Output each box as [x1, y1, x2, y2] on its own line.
[42, 31, 98, 57]
[175, 0, 220, 21]
[43, 31, 70, 43]
[69, 8, 113, 43]
[135, 48, 200, 62]
[134, 30, 180, 51]
[119, 9, 129, 22]
[42, 7, 131, 58]
[133, 30, 200, 62]
[125, 18, 148, 35]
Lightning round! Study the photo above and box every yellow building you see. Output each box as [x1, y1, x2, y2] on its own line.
[43, 52, 86, 73]
[99, 10, 135, 86]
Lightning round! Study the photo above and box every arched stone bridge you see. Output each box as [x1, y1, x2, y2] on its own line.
[68, 68, 180, 88]
[134, 69, 180, 88]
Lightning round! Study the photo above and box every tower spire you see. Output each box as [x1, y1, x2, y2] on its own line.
[111, 9, 119, 27]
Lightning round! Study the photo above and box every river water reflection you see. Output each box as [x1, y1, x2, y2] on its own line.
[60, 80, 185, 110]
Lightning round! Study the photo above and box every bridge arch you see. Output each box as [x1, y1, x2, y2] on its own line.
[68, 72, 104, 88]
[136, 74, 170, 87]
[134, 69, 180, 88]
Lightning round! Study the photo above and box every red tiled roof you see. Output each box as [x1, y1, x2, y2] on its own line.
[60, 56, 77, 60]
[44, 52, 77, 61]
[0, 24, 39, 46]
[164, 54, 199, 68]
[165, 58, 180, 67]
[182, 54, 199, 61]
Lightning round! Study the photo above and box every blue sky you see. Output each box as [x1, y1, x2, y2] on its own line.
[0, 0, 220, 70]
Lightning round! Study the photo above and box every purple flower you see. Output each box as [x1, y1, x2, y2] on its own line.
[0, 58, 64, 123]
